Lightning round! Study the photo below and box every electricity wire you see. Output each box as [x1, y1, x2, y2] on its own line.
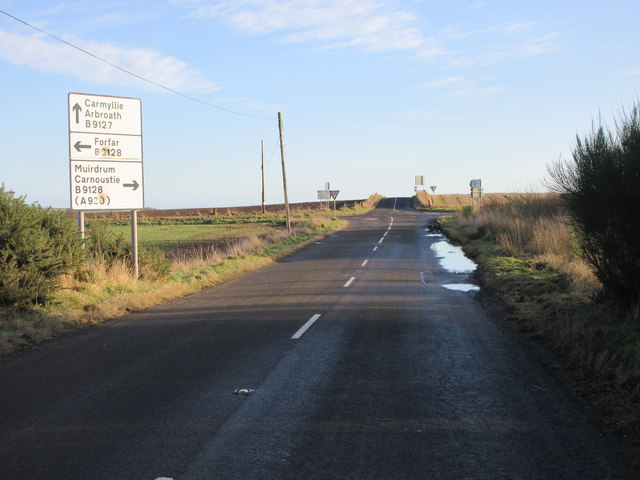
[0, 9, 275, 121]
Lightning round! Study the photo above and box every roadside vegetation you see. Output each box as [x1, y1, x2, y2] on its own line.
[0, 191, 383, 356]
[435, 105, 640, 452]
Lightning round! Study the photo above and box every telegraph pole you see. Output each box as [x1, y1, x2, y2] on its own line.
[278, 112, 292, 234]
[261, 139, 266, 214]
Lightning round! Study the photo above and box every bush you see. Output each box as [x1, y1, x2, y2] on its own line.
[548, 104, 640, 306]
[0, 187, 83, 307]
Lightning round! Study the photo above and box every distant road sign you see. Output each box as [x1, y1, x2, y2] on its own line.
[470, 178, 482, 189]
[470, 187, 484, 199]
[318, 190, 330, 200]
[329, 190, 340, 200]
[68, 93, 143, 211]
[415, 175, 425, 186]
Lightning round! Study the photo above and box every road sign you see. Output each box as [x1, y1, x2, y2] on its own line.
[68, 93, 141, 135]
[329, 190, 340, 200]
[470, 187, 483, 199]
[69, 133, 142, 161]
[318, 190, 330, 200]
[430, 185, 437, 193]
[415, 175, 425, 186]
[69, 93, 143, 210]
[470, 178, 482, 189]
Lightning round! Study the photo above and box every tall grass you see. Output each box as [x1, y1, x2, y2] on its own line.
[454, 193, 598, 292]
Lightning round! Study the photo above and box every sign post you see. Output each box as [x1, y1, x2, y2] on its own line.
[318, 189, 330, 210]
[68, 93, 144, 277]
[469, 179, 483, 207]
[329, 190, 340, 220]
[430, 185, 437, 208]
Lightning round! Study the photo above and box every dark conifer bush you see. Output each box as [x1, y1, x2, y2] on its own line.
[0, 186, 83, 307]
[548, 104, 640, 306]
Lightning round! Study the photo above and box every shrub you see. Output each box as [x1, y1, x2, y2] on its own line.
[547, 104, 640, 306]
[0, 187, 83, 307]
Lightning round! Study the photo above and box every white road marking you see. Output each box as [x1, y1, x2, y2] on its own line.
[378, 237, 385, 244]
[361, 259, 369, 267]
[344, 277, 356, 288]
[291, 314, 322, 339]
[373, 246, 378, 252]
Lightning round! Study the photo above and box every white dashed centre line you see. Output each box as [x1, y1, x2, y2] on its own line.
[344, 277, 356, 288]
[361, 259, 369, 267]
[373, 246, 378, 252]
[378, 237, 385, 244]
[291, 314, 322, 339]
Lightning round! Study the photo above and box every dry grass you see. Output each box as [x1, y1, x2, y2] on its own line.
[452, 193, 600, 293]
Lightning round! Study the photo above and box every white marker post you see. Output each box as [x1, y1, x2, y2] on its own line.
[68, 93, 144, 277]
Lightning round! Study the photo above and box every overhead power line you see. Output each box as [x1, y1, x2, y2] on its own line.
[0, 9, 275, 120]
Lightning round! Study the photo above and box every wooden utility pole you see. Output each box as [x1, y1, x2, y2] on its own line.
[261, 139, 266, 214]
[278, 112, 292, 234]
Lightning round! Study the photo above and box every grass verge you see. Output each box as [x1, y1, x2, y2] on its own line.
[439, 208, 640, 462]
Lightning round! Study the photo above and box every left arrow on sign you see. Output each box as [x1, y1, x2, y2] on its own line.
[72, 103, 82, 124]
[74, 141, 91, 152]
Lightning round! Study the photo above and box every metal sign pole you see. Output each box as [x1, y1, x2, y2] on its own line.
[77, 211, 85, 247]
[131, 210, 139, 279]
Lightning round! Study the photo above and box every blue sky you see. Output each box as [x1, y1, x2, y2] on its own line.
[1, 1, 638, 208]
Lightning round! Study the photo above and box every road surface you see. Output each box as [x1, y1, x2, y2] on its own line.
[0, 197, 633, 479]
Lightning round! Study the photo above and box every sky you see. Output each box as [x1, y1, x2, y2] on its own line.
[1, 1, 639, 209]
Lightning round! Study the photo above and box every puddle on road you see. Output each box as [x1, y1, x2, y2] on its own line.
[442, 284, 480, 292]
[431, 241, 477, 273]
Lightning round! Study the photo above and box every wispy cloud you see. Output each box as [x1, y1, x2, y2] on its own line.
[393, 109, 468, 123]
[446, 33, 560, 68]
[177, 0, 445, 58]
[421, 75, 505, 100]
[0, 29, 218, 92]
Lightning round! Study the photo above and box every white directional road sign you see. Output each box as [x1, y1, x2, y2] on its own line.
[68, 93, 142, 135]
[69, 133, 142, 161]
[68, 93, 143, 211]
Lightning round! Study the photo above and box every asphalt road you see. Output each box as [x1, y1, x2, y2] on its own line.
[0, 197, 634, 479]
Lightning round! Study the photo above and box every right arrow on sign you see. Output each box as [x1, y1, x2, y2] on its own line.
[123, 180, 140, 191]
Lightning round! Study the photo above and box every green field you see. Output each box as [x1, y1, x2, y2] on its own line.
[97, 222, 280, 250]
